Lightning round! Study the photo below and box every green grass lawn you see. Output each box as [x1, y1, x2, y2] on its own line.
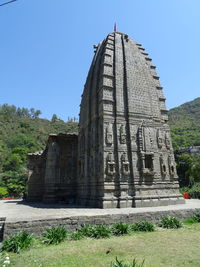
[8, 223, 200, 267]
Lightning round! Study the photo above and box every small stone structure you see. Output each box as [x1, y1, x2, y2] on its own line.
[27, 31, 185, 208]
[27, 134, 78, 203]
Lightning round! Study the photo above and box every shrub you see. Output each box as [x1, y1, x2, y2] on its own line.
[0, 187, 8, 198]
[42, 226, 67, 245]
[193, 212, 200, 222]
[1, 231, 34, 253]
[78, 225, 94, 238]
[111, 223, 130, 236]
[110, 257, 145, 267]
[90, 225, 111, 239]
[159, 216, 182, 229]
[69, 231, 84, 240]
[131, 221, 155, 232]
[183, 218, 197, 225]
[188, 183, 200, 199]
[78, 225, 111, 239]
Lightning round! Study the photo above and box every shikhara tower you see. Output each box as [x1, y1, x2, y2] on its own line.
[27, 31, 184, 208]
[77, 31, 184, 208]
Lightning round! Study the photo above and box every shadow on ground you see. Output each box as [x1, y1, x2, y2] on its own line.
[3, 200, 92, 209]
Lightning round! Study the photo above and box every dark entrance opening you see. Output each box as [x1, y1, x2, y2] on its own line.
[145, 154, 153, 170]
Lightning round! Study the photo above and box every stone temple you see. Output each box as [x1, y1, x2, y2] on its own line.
[27, 31, 185, 208]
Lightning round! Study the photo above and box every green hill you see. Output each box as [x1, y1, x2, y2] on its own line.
[0, 104, 78, 197]
[168, 97, 200, 150]
[0, 105, 78, 163]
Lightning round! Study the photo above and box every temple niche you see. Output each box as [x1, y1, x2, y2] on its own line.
[27, 31, 185, 208]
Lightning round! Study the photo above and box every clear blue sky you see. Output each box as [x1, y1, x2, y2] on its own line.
[0, 0, 199, 120]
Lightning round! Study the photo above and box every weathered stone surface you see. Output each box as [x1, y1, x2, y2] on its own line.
[3, 207, 200, 238]
[27, 134, 78, 203]
[77, 32, 184, 208]
[27, 31, 184, 208]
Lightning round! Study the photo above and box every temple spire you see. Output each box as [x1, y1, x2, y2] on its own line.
[114, 23, 116, 32]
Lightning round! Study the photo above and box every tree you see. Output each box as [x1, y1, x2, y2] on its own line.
[7, 133, 37, 151]
[21, 108, 29, 117]
[188, 156, 200, 185]
[0, 187, 8, 198]
[51, 114, 58, 122]
[176, 154, 200, 187]
[3, 154, 23, 172]
[34, 110, 42, 118]
[30, 108, 35, 118]
[0, 140, 8, 172]
[176, 153, 191, 187]
[0, 170, 27, 197]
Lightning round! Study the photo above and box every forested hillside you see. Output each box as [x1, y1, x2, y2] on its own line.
[168, 98, 200, 189]
[169, 97, 200, 150]
[0, 104, 78, 198]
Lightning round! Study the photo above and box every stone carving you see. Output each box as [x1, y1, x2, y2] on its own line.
[160, 154, 166, 176]
[148, 128, 154, 148]
[140, 125, 155, 151]
[107, 152, 115, 176]
[165, 132, 171, 149]
[120, 124, 126, 144]
[168, 154, 175, 177]
[138, 126, 143, 151]
[121, 153, 130, 176]
[130, 125, 137, 142]
[105, 123, 113, 145]
[157, 129, 163, 148]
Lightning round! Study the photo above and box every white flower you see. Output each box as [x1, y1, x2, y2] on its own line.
[3, 259, 10, 264]
[5, 256, 10, 260]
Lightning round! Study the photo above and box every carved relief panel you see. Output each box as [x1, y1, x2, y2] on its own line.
[130, 125, 138, 150]
[121, 152, 130, 176]
[137, 126, 144, 151]
[157, 129, 163, 148]
[165, 131, 171, 149]
[159, 154, 166, 176]
[168, 154, 175, 177]
[105, 123, 113, 145]
[119, 124, 126, 144]
[139, 125, 155, 151]
[145, 127, 155, 150]
[106, 152, 116, 176]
